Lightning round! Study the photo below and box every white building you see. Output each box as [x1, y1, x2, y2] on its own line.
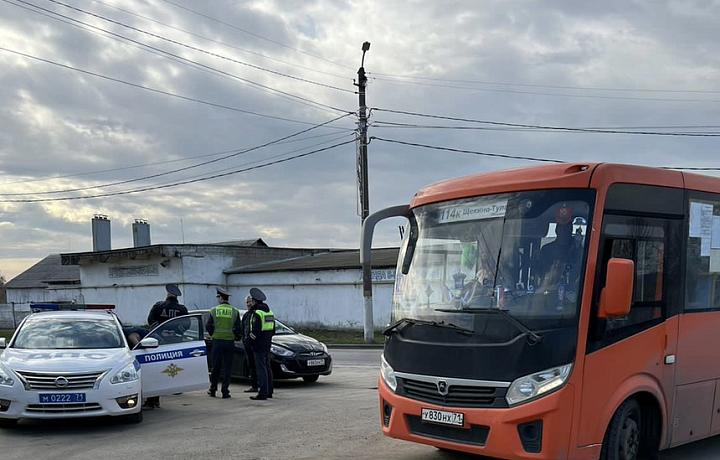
[3, 239, 398, 330]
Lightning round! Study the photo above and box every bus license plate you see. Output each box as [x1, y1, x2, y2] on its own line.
[421, 408, 464, 427]
[40, 393, 86, 404]
[307, 359, 325, 366]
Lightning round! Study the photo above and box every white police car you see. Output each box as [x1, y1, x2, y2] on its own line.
[0, 305, 209, 428]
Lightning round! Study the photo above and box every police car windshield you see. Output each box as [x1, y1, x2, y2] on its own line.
[13, 318, 125, 349]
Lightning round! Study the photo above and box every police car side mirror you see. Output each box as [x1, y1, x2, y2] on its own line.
[0, 338, 6, 349]
[138, 337, 159, 349]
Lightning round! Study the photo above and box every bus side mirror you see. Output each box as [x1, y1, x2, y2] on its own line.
[598, 258, 634, 318]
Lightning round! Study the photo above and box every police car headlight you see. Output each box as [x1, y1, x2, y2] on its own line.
[110, 362, 140, 384]
[318, 342, 328, 353]
[380, 354, 397, 392]
[0, 367, 14, 387]
[271, 344, 294, 357]
[506, 363, 572, 406]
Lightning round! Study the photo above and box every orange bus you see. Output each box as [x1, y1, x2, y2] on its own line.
[361, 162, 720, 460]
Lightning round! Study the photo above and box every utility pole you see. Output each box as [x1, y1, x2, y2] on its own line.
[356, 41, 374, 344]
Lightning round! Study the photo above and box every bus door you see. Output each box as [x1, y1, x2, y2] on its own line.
[670, 198, 720, 447]
[579, 212, 681, 450]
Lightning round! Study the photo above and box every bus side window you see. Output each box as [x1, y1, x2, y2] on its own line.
[596, 216, 669, 338]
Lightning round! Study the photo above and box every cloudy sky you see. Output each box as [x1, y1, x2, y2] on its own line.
[1, 0, 719, 281]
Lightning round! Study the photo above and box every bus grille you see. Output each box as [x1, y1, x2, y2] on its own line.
[16, 371, 106, 390]
[399, 377, 508, 408]
[406, 415, 490, 446]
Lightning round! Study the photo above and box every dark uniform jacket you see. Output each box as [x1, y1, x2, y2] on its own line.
[147, 297, 188, 328]
[245, 302, 274, 352]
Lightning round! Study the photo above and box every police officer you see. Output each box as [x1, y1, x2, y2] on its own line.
[147, 283, 188, 328]
[246, 287, 275, 400]
[205, 287, 242, 399]
[144, 283, 188, 409]
[241, 294, 259, 393]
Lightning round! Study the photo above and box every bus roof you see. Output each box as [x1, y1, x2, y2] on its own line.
[410, 163, 720, 208]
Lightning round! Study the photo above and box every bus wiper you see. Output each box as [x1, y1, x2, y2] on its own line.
[383, 318, 474, 336]
[436, 308, 543, 345]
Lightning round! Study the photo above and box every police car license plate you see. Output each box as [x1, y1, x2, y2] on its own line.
[421, 408, 464, 427]
[40, 393, 86, 404]
[307, 359, 325, 366]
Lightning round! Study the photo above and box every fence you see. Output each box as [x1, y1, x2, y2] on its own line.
[0, 303, 31, 329]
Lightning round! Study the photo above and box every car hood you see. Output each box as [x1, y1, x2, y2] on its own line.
[0, 348, 132, 373]
[273, 333, 326, 352]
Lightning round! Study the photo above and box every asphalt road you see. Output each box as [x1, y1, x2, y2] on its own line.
[1, 349, 720, 460]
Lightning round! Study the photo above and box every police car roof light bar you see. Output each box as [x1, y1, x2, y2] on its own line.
[30, 303, 116, 312]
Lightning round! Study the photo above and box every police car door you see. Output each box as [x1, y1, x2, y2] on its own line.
[132, 313, 209, 398]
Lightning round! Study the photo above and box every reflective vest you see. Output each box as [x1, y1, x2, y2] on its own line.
[211, 304, 238, 340]
[254, 309, 275, 332]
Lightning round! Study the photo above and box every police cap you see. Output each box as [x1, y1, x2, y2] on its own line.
[165, 283, 182, 296]
[216, 287, 230, 297]
[249, 287, 266, 302]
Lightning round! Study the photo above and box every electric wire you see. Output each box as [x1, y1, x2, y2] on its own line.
[158, 0, 354, 70]
[87, 0, 350, 82]
[371, 109, 720, 137]
[0, 130, 353, 186]
[0, 45, 354, 126]
[0, 139, 356, 203]
[368, 75, 720, 103]
[370, 136, 565, 163]
[0, 113, 354, 196]
[45, 0, 354, 94]
[6, 0, 349, 114]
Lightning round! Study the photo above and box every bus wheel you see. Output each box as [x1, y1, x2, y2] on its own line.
[601, 398, 641, 460]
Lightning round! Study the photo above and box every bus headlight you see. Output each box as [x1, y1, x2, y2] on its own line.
[380, 354, 397, 392]
[506, 363, 572, 406]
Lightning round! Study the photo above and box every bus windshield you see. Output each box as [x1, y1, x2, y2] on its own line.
[393, 189, 595, 338]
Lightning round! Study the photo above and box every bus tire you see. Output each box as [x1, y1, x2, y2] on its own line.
[600, 398, 641, 460]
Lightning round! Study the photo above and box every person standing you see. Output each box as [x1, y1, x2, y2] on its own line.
[205, 287, 242, 399]
[144, 283, 188, 409]
[147, 283, 188, 328]
[241, 294, 259, 394]
[246, 287, 275, 401]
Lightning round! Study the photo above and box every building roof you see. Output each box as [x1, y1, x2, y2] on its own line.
[60, 239, 270, 265]
[4, 254, 80, 289]
[224, 247, 400, 274]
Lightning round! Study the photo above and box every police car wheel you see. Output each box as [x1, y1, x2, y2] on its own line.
[0, 418, 18, 429]
[122, 411, 143, 424]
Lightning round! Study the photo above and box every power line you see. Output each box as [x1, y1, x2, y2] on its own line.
[87, 0, 350, 82]
[370, 136, 564, 163]
[370, 72, 720, 94]
[0, 114, 354, 196]
[0, 131, 352, 186]
[0, 139, 356, 203]
[368, 75, 720, 104]
[45, 0, 354, 94]
[371, 109, 720, 137]
[158, 0, 353, 71]
[0, 45, 354, 125]
[6, 0, 349, 114]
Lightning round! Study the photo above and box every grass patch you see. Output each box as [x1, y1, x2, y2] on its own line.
[293, 328, 384, 345]
[0, 330, 14, 340]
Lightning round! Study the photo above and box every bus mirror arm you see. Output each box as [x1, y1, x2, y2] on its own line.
[361, 204, 411, 294]
[598, 258, 634, 318]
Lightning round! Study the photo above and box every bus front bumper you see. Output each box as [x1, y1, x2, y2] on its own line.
[378, 376, 580, 460]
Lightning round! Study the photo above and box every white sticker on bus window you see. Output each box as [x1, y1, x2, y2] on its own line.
[437, 199, 508, 224]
